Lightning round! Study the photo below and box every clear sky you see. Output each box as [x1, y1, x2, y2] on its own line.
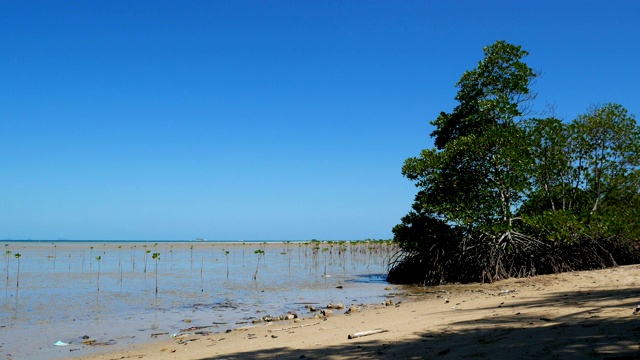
[1, 1, 638, 241]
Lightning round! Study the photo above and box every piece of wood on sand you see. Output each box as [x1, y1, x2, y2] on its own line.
[269, 322, 321, 332]
[348, 329, 389, 339]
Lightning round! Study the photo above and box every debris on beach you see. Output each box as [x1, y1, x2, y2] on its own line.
[320, 309, 333, 317]
[79, 337, 117, 346]
[251, 313, 298, 324]
[53, 341, 68, 347]
[177, 337, 199, 345]
[268, 321, 321, 332]
[169, 325, 218, 340]
[327, 302, 344, 309]
[348, 329, 389, 339]
[345, 305, 359, 314]
[253, 315, 273, 323]
[180, 325, 215, 332]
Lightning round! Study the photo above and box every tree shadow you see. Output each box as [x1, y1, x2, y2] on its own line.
[192, 287, 640, 360]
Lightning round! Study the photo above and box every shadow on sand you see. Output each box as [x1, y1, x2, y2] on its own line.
[192, 287, 640, 360]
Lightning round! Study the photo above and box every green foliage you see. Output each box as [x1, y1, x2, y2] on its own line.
[522, 103, 640, 241]
[391, 41, 640, 285]
[403, 41, 536, 232]
[431, 40, 536, 149]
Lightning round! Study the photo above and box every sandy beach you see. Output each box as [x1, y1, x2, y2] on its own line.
[62, 264, 640, 360]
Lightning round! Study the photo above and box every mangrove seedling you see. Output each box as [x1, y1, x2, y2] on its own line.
[152, 252, 160, 294]
[253, 249, 264, 281]
[52, 244, 57, 269]
[322, 247, 329, 277]
[144, 250, 151, 273]
[14, 253, 21, 289]
[95, 256, 101, 291]
[200, 256, 204, 286]
[190, 245, 194, 270]
[89, 246, 94, 273]
[225, 250, 230, 279]
[118, 246, 123, 283]
[5, 250, 11, 282]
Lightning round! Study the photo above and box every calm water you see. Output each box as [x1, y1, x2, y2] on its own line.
[0, 241, 399, 359]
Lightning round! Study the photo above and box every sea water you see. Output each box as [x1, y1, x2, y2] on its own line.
[0, 240, 399, 359]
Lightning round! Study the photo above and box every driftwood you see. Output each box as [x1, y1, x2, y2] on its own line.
[348, 329, 389, 339]
[180, 325, 214, 332]
[269, 321, 321, 332]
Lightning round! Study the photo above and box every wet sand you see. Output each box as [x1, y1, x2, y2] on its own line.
[62, 264, 640, 360]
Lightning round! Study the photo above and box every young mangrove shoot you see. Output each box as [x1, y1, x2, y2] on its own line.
[322, 247, 329, 277]
[144, 250, 151, 273]
[5, 250, 11, 283]
[95, 256, 101, 291]
[190, 245, 194, 270]
[118, 245, 123, 283]
[225, 250, 230, 279]
[152, 252, 160, 294]
[253, 249, 264, 281]
[89, 246, 94, 273]
[14, 253, 21, 289]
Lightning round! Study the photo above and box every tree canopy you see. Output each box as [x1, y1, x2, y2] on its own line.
[389, 41, 640, 285]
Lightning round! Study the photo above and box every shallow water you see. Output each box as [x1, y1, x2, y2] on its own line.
[0, 241, 399, 359]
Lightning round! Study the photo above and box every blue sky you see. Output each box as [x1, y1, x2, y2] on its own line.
[1, 1, 638, 241]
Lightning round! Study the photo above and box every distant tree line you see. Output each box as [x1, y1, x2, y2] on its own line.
[389, 41, 640, 285]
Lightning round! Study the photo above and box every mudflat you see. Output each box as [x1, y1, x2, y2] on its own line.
[65, 264, 640, 360]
